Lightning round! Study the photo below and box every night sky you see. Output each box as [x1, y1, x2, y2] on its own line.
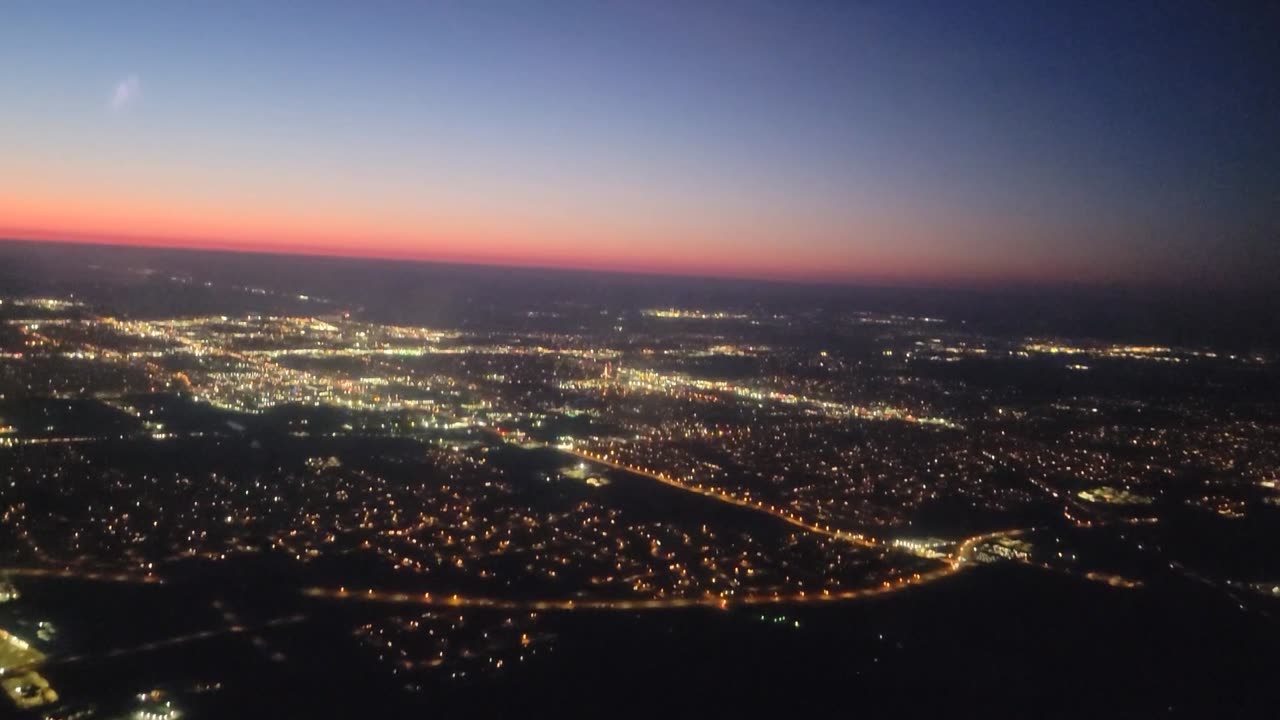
[2, 1, 1277, 287]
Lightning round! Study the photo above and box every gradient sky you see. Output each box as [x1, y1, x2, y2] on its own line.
[2, 1, 1277, 286]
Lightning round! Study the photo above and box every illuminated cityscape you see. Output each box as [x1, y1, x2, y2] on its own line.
[0, 242, 1277, 716]
[3, 0, 1280, 716]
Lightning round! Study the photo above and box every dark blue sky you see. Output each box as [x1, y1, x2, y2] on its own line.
[2, 0, 1277, 286]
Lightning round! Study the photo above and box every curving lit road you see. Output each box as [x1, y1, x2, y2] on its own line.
[560, 446, 880, 549]
[301, 564, 958, 612]
[0, 567, 162, 584]
[300, 524, 1045, 613]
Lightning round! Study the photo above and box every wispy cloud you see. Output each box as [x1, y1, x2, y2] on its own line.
[110, 75, 140, 110]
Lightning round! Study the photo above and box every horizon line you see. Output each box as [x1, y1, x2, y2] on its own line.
[0, 232, 1226, 296]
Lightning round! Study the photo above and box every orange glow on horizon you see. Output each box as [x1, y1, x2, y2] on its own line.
[0, 224, 1101, 288]
[0, 186, 1104, 287]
